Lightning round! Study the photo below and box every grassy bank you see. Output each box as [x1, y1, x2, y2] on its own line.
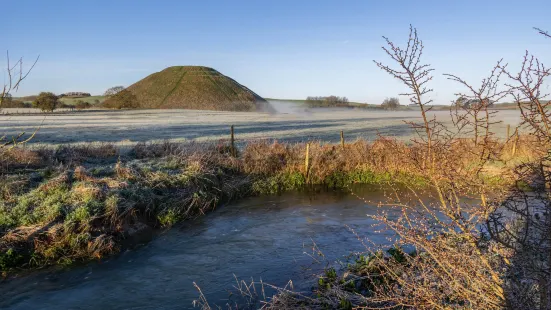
[0, 137, 538, 276]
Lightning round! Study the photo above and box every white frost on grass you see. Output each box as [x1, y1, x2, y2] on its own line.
[0, 105, 523, 147]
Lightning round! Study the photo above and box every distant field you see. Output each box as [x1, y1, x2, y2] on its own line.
[0, 105, 522, 147]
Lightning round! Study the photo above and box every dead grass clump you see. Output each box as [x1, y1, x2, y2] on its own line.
[306, 143, 346, 182]
[0, 148, 44, 172]
[71, 182, 104, 202]
[242, 138, 425, 186]
[501, 135, 547, 163]
[242, 141, 296, 175]
[36, 171, 71, 193]
[132, 141, 182, 158]
[114, 160, 136, 181]
[0, 175, 31, 202]
[53, 143, 118, 165]
[73, 166, 91, 181]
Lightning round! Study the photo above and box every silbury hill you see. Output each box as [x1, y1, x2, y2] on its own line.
[108, 66, 272, 112]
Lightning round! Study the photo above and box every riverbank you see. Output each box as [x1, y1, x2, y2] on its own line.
[0, 187, 405, 309]
[0, 136, 539, 276]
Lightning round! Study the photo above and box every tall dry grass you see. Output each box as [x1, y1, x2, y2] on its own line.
[1, 134, 537, 276]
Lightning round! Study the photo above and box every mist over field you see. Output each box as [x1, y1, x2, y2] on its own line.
[267, 100, 311, 115]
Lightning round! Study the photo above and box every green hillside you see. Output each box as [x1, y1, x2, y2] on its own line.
[109, 66, 271, 111]
[59, 95, 105, 105]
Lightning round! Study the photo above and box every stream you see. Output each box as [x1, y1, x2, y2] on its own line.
[0, 186, 403, 309]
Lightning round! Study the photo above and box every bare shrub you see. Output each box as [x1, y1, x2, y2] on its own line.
[53, 143, 119, 164]
[487, 29, 551, 310]
[267, 26, 551, 310]
[290, 25, 512, 310]
[0, 52, 39, 149]
[381, 97, 400, 110]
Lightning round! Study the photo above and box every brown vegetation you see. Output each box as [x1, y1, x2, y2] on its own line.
[1, 23, 550, 310]
[1, 132, 535, 277]
[192, 26, 551, 310]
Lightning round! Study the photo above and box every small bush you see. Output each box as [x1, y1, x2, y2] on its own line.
[32, 92, 59, 112]
[75, 100, 91, 110]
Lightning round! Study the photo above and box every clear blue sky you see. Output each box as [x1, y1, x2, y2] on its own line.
[3, 0, 550, 104]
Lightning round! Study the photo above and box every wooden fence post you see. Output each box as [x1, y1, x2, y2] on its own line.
[305, 143, 310, 179]
[230, 125, 236, 157]
[340, 130, 345, 150]
[506, 124, 511, 140]
[512, 129, 519, 157]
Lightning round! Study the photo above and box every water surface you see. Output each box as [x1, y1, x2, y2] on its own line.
[1, 186, 403, 309]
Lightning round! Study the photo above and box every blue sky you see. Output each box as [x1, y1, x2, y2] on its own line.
[3, 0, 550, 104]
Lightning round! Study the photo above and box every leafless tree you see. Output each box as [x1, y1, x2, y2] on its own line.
[0, 52, 39, 148]
[381, 97, 400, 110]
[445, 60, 508, 145]
[1, 52, 38, 107]
[103, 86, 125, 97]
[370, 25, 507, 309]
[535, 27, 551, 39]
[501, 52, 551, 144]
[374, 25, 437, 160]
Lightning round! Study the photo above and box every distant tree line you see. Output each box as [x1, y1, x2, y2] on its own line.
[0, 92, 100, 112]
[2, 85, 138, 112]
[305, 95, 349, 107]
[59, 92, 91, 98]
[1, 93, 32, 108]
[454, 96, 494, 109]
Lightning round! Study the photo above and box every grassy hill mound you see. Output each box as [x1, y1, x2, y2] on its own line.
[114, 66, 271, 111]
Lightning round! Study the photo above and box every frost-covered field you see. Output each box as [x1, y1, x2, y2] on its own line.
[0, 105, 522, 147]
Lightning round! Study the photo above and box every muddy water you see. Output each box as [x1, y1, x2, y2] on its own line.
[1, 186, 403, 309]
